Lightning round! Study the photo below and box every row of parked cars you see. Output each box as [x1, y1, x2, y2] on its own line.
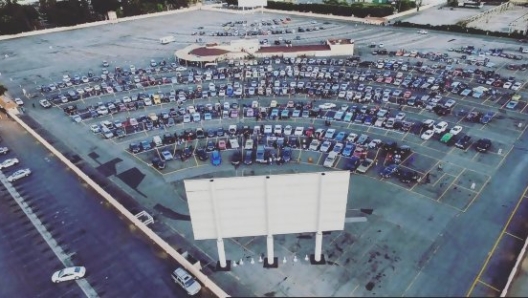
[0, 148, 32, 182]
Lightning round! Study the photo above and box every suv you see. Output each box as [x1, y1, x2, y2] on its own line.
[171, 267, 201, 296]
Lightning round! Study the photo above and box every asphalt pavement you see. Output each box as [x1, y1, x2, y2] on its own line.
[0, 115, 192, 297]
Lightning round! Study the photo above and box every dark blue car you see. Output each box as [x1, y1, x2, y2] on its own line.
[380, 164, 399, 178]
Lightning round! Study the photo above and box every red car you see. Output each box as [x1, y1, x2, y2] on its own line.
[217, 140, 227, 150]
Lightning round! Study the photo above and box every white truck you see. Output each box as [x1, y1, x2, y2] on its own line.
[160, 36, 176, 45]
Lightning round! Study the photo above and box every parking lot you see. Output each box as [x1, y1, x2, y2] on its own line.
[2, 8, 528, 297]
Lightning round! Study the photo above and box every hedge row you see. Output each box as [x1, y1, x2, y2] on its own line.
[392, 21, 527, 39]
[265, 1, 401, 18]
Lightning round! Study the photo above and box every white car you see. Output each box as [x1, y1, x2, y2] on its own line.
[294, 126, 304, 136]
[122, 96, 132, 103]
[0, 158, 19, 170]
[39, 99, 52, 108]
[423, 119, 435, 129]
[418, 29, 428, 34]
[89, 125, 100, 133]
[325, 128, 336, 139]
[318, 103, 336, 110]
[347, 132, 358, 143]
[14, 97, 24, 106]
[395, 112, 406, 121]
[283, 125, 293, 136]
[274, 125, 283, 135]
[96, 106, 109, 115]
[0, 147, 10, 155]
[264, 125, 273, 134]
[511, 82, 522, 91]
[51, 266, 86, 283]
[449, 125, 463, 135]
[76, 89, 84, 95]
[175, 66, 187, 71]
[7, 168, 32, 182]
[309, 139, 321, 151]
[503, 82, 512, 89]
[433, 121, 448, 134]
[81, 76, 89, 83]
[319, 140, 332, 152]
[105, 87, 114, 94]
[444, 99, 456, 108]
[84, 86, 93, 93]
[421, 130, 434, 140]
[368, 139, 382, 149]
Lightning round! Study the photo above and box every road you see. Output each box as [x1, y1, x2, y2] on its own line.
[0, 114, 188, 298]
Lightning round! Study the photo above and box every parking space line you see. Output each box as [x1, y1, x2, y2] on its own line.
[471, 152, 480, 162]
[316, 153, 323, 165]
[504, 231, 524, 242]
[403, 271, 422, 297]
[477, 280, 501, 293]
[466, 186, 528, 296]
[495, 145, 515, 170]
[462, 174, 490, 212]
[437, 168, 464, 203]
[430, 172, 447, 187]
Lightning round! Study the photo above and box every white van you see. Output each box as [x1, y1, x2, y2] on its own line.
[171, 267, 201, 296]
[153, 135, 163, 147]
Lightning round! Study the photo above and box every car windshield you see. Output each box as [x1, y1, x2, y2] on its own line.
[184, 278, 195, 287]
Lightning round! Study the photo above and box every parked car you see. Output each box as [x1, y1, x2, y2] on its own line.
[211, 150, 222, 166]
[171, 267, 202, 296]
[244, 149, 253, 165]
[356, 159, 374, 173]
[475, 138, 491, 152]
[152, 157, 166, 169]
[380, 164, 399, 178]
[196, 148, 208, 161]
[282, 147, 292, 163]
[421, 130, 434, 140]
[230, 151, 242, 165]
[0, 158, 19, 169]
[344, 156, 361, 172]
[433, 121, 448, 134]
[51, 266, 86, 283]
[7, 168, 32, 182]
[455, 135, 471, 150]
[319, 140, 332, 152]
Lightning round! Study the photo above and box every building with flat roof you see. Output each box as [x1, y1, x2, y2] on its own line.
[175, 38, 354, 65]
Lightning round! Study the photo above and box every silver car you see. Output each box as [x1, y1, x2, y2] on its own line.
[0, 158, 19, 170]
[7, 168, 31, 182]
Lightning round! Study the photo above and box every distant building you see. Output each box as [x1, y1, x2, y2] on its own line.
[175, 38, 354, 64]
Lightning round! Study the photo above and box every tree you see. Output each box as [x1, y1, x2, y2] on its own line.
[40, 0, 93, 27]
[91, 0, 120, 16]
[0, 84, 7, 96]
[0, 0, 40, 34]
